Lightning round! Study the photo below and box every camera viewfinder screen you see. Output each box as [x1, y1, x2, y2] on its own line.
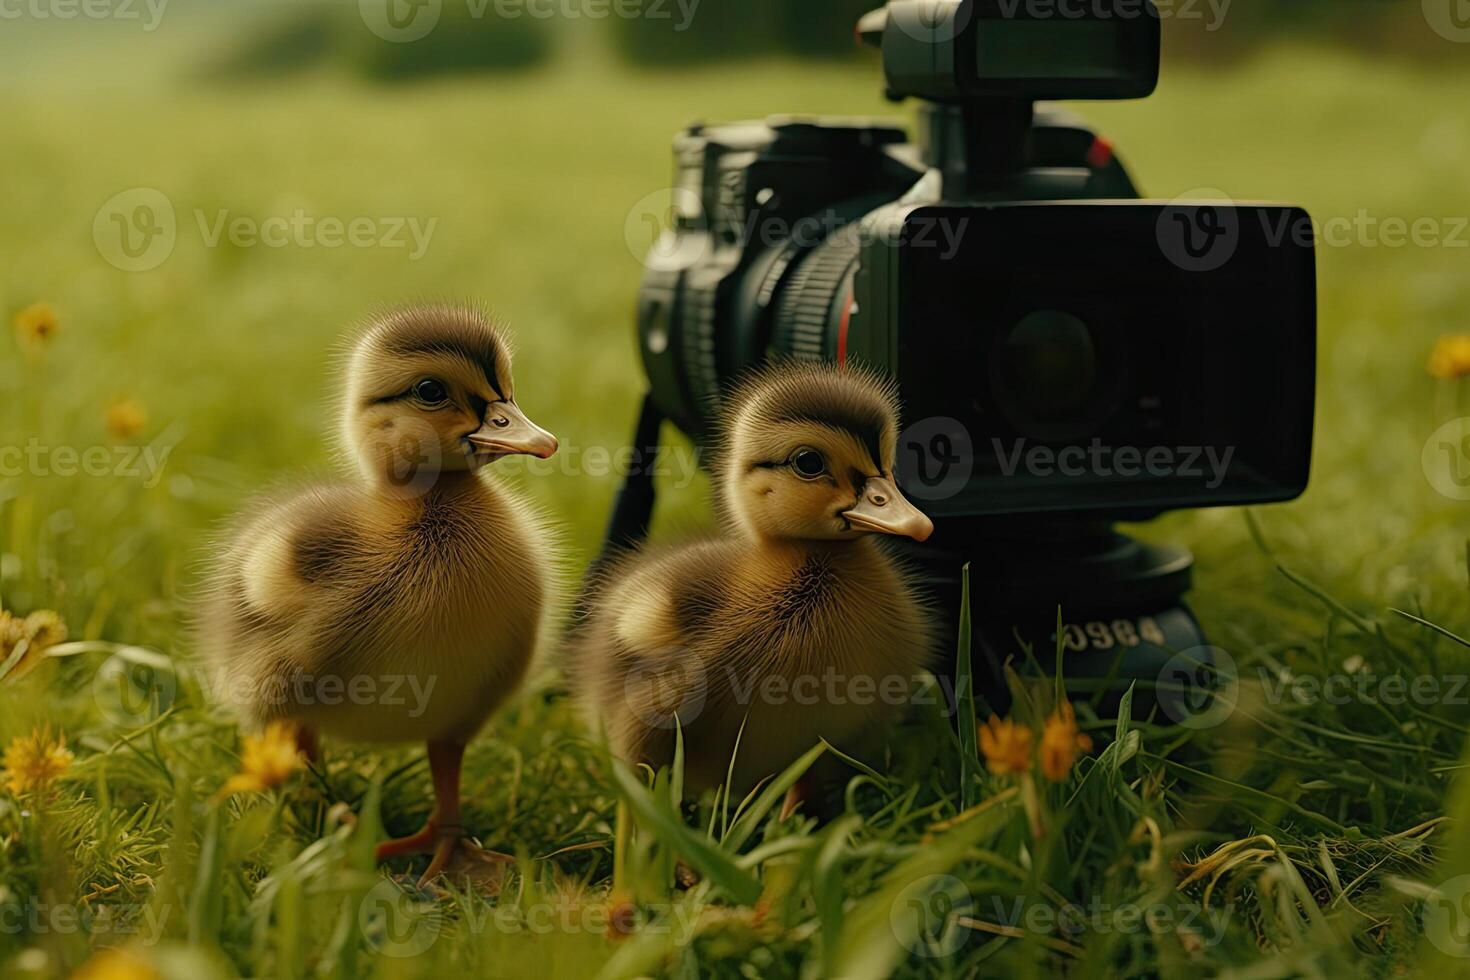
[975, 20, 1132, 81]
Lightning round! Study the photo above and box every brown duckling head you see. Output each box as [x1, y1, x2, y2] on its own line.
[717, 361, 933, 544]
[340, 305, 557, 492]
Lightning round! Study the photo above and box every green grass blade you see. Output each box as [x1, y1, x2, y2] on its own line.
[594, 914, 687, 980]
[720, 715, 749, 840]
[349, 775, 383, 871]
[1417, 735, 1470, 969]
[1391, 607, 1470, 648]
[823, 791, 1019, 980]
[812, 815, 862, 978]
[188, 805, 224, 947]
[723, 740, 827, 852]
[819, 738, 889, 786]
[609, 760, 762, 905]
[613, 798, 630, 896]
[1114, 682, 1134, 748]
[275, 869, 304, 980]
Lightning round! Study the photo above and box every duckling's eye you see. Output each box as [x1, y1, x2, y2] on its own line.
[413, 379, 448, 405]
[790, 448, 827, 479]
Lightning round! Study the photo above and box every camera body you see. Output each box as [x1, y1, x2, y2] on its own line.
[637, 116, 1316, 520]
[623, 0, 1317, 712]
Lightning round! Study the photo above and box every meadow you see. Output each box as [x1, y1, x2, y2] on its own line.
[3, 20, 1470, 979]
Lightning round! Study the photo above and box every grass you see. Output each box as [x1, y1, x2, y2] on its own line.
[4, 25, 1470, 979]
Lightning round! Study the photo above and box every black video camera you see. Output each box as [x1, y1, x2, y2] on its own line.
[610, 0, 1317, 715]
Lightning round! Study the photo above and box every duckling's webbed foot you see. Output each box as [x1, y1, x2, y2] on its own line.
[375, 740, 468, 864]
[373, 740, 515, 888]
[417, 828, 514, 888]
[374, 822, 441, 862]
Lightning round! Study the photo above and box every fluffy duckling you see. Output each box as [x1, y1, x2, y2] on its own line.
[201, 305, 558, 884]
[571, 362, 935, 809]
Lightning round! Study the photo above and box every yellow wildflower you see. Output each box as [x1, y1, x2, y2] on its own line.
[217, 722, 302, 798]
[1039, 702, 1094, 782]
[71, 947, 162, 980]
[0, 608, 68, 684]
[23, 610, 67, 649]
[0, 611, 25, 650]
[105, 399, 148, 440]
[978, 714, 1033, 776]
[1428, 335, 1470, 380]
[13, 301, 59, 346]
[2, 726, 75, 795]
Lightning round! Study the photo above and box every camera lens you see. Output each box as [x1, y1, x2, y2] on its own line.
[992, 310, 1102, 435]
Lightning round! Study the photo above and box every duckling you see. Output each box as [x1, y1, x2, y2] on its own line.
[571, 361, 936, 810]
[200, 304, 558, 885]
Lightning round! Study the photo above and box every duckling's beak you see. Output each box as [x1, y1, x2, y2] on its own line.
[842, 476, 934, 542]
[466, 402, 559, 460]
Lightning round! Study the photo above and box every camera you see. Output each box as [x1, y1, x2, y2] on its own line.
[610, 0, 1317, 714]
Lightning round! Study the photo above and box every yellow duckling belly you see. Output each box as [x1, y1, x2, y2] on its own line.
[287, 645, 530, 745]
[242, 574, 540, 745]
[683, 632, 927, 792]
